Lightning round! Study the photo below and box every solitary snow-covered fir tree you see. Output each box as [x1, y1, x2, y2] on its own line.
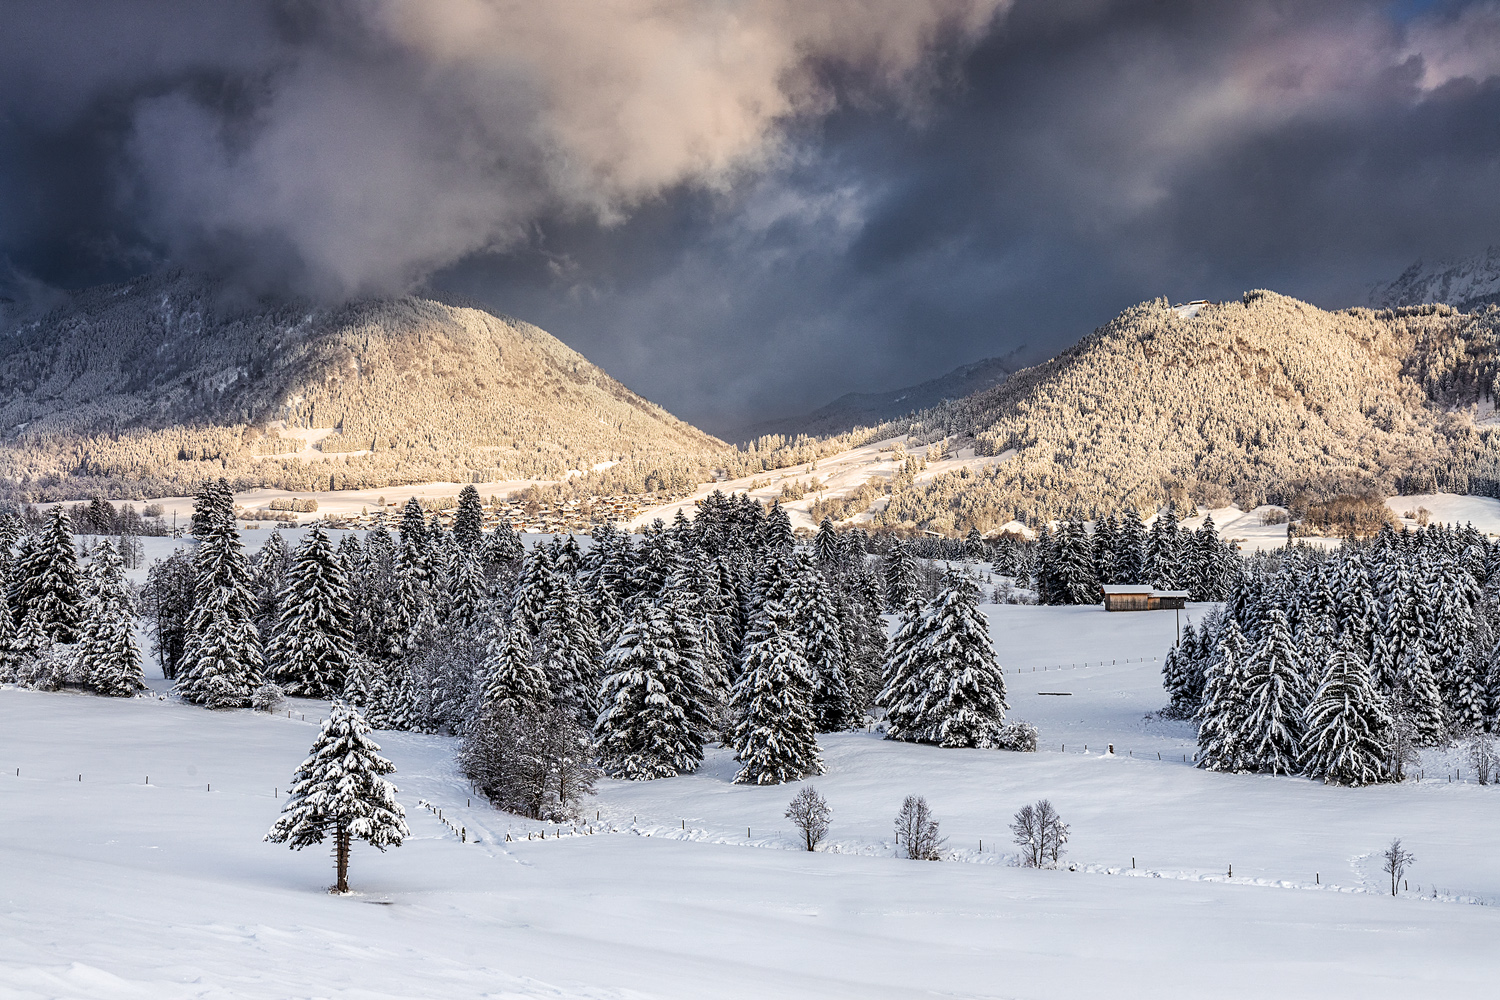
[268, 527, 356, 698]
[595, 598, 711, 779]
[177, 480, 263, 708]
[266, 700, 408, 893]
[1300, 633, 1392, 786]
[883, 573, 1008, 748]
[729, 600, 823, 785]
[77, 540, 145, 697]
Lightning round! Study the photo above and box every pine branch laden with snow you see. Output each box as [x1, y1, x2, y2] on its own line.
[266, 700, 408, 893]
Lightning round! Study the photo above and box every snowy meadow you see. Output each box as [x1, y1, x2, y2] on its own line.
[4, 602, 1499, 999]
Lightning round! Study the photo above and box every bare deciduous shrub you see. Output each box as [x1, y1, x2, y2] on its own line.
[1462, 732, 1498, 785]
[460, 704, 598, 821]
[785, 786, 832, 852]
[1011, 799, 1070, 868]
[894, 795, 945, 861]
[1382, 838, 1415, 896]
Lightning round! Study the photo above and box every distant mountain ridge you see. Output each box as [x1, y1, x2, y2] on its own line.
[0, 270, 723, 500]
[1371, 247, 1500, 312]
[732, 351, 1023, 443]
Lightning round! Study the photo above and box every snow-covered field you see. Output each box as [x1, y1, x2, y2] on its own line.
[5, 604, 1500, 999]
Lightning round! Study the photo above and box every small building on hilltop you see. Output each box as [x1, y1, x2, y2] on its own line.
[1101, 585, 1189, 612]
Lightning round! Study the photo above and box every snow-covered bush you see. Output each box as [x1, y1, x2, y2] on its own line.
[253, 682, 285, 714]
[995, 720, 1039, 753]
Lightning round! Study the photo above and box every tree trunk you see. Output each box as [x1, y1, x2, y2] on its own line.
[334, 824, 351, 893]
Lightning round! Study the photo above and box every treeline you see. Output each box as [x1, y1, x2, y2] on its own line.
[1163, 522, 1500, 784]
[2, 483, 1029, 820]
[1033, 507, 1241, 604]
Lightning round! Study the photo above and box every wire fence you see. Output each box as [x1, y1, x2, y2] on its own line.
[1003, 656, 1158, 675]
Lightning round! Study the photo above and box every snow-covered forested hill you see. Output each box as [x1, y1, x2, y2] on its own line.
[859, 292, 1500, 533]
[1372, 246, 1500, 313]
[4, 604, 1499, 1000]
[0, 270, 723, 500]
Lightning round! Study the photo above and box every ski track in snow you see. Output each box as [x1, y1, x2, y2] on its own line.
[5, 604, 1500, 998]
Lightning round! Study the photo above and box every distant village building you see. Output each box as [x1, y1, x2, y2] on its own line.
[1100, 585, 1189, 612]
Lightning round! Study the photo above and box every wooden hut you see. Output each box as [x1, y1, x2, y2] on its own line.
[1101, 585, 1189, 611]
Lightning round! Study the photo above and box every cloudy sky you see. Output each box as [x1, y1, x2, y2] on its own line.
[3, 0, 1500, 437]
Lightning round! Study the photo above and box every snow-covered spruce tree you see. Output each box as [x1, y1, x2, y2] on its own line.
[595, 598, 711, 779]
[877, 592, 934, 739]
[176, 482, 263, 708]
[76, 540, 145, 697]
[443, 546, 489, 632]
[265, 700, 409, 893]
[1197, 619, 1249, 772]
[537, 570, 601, 721]
[452, 485, 485, 553]
[883, 541, 919, 612]
[13, 506, 81, 643]
[1393, 644, 1446, 745]
[1146, 504, 1182, 590]
[1114, 508, 1147, 583]
[0, 601, 18, 683]
[788, 555, 857, 732]
[485, 518, 525, 577]
[1300, 633, 1392, 786]
[729, 600, 822, 785]
[764, 502, 795, 556]
[1237, 607, 1308, 775]
[814, 518, 843, 571]
[890, 573, 1009, 748]
[1092, 513, 1118, 585]
[254, 529, 292, 640]
[507, 545, 554, 639]
[1161, 625, 1204, 718]
[480, 616, 550, 716]
[1054, 521, 1098, 605]
[268, 526, 356, 698]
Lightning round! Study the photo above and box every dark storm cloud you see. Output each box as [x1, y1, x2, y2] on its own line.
[439, 0, 1500, 437]
[4, 1, 1500, 437]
